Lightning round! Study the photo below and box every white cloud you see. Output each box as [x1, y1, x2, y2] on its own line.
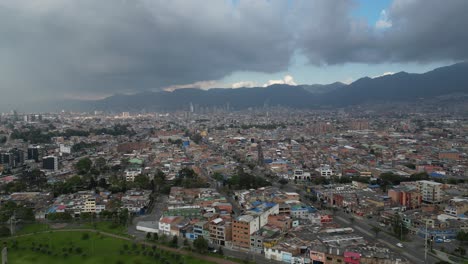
[231, 81, 256, 88]
[342, 77, 354, 84]
[263, 75, 297, 87]
[164, 80, 221, 91]
[375, 10, 392, 29]
[373, 72, 395, 78]
[164, 80, 259, 91]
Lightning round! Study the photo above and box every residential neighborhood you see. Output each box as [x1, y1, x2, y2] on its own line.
[0, 108, 467, 264]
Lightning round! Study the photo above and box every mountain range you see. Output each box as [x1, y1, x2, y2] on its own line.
[66, 62, 468, 112]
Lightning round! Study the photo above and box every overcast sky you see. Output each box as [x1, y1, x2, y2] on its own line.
[0, 0, 467, 109]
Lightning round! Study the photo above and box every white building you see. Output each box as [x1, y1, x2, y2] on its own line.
[83, 198, 96, 213]
[291, 169, 311, 180]
[316, 165, 333, 177]
[125, 168, 142, 182]
[59, 144, 72, 155]
[417, 180, 443, 204]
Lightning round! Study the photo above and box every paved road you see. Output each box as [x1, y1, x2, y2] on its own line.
[279, 182, 443, 264]
[334, 212, 439, 264]
[128, 195, 167, 239]
[222, 246, 283, 264]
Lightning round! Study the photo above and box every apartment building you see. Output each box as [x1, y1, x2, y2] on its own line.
[388, 186, 422, 209]
[83, 198, 96, 213]
[417, 180, 443, 204]
[232, 215, 259, 249]
[209, 218, 232, 246]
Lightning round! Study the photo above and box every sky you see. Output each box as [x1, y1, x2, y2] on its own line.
[0, 0, 467, 109]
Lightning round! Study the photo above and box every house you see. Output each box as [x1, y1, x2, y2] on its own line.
[232, 215, 259, 249]
[209, 218, 232, 246]
[158, 216, 184, 236]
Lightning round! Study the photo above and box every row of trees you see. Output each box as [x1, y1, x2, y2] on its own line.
[173, 168, 208, 189]
[46, 208, 130, 225]
[224, 167, 271, 190]
[10, 125, 135, 144]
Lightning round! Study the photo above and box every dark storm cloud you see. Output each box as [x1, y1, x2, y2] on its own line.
[382, 0, 468, 62]
[0, 0, 293, 100]
[294, 0, 468, 64]
[0, 0, 467, 106]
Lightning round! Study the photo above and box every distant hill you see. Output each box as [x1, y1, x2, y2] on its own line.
[65, 62, 468, 111]
[302, 82, 346, 94]
[324, 61, 468, 106]
[91, 84, 315, 111]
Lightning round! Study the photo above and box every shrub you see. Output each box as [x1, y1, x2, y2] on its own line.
[75, 247, 83, 254]
[81, 233, 90, 240]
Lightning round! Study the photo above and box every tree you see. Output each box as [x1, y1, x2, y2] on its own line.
[76, 157, 92, 175]
[371, 226, 381, 238]
[456, 230, 468, 246]
[171, 235, 178, 248]
[118, 209, 129, 226]
[153, 232, 159, 241]
[97, 178, 108, 188]
[20, 169, 47, 190]
[218, 246, 223, 255]
[133, 175, 151, 190]
[94, 157, 107, 172]
[278, 178, 288, 188]
[456, 246, 466, 256]
[193, 236, 208, 253]
[0, 201, 34, 222]
[392, 215, 408, 240]
[0, 226, 10, 237]
[212, 172, 224, 181]
[190, 133, 203, 144]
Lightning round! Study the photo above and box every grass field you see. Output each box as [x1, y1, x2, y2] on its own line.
[15, 223, 50, 235]
[17, 222, 130, 237]
[2, 231, 212, 264]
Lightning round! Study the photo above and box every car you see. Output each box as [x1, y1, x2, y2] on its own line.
[435, 238, 444, 243]
[379, 223, 386, 227]
[396, 243, 403, 248]
[444, 239, 451, 243]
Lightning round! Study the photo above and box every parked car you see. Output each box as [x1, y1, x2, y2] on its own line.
[444, 239, 451, 243]
[396, 243, 404, 248]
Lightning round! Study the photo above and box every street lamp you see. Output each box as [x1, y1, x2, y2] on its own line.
[400, 221, 404, 241]
[424, 219, 430, 263]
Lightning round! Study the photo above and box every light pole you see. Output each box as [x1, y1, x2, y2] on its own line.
[424, 220, 428, 263]
[400, 222, 403, 241]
